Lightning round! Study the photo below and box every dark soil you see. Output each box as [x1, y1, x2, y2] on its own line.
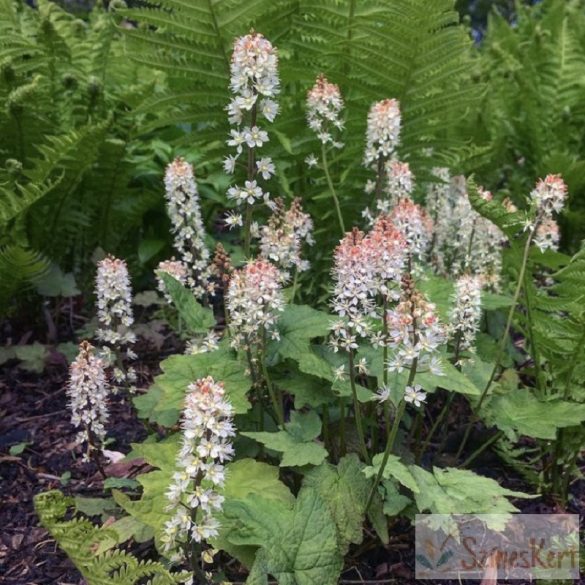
[1, 344, 584, 584]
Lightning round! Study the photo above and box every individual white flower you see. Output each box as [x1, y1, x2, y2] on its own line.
[256, 157, 275, 180]
[223, 155, 237, 174]
[333, 365, 347, 381]
[67, 341, 110, 460]
[244, 125, 269, 148]
[224, 212, 243, 229]
[375, 385, 391, 403]
[305, 154, 318, 168]
[404, 384, 426, 407]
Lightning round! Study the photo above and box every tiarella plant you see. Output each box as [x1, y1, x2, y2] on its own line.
[21, 2, 585, 584]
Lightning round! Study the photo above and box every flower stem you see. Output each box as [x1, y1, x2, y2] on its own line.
[365, 357, 417, 513]
[456, 228, 536, 460]
[349, 349, 370, 463]
[321, 143, 345, 235]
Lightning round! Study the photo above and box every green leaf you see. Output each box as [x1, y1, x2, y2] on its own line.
[74, 497, 117, 520]
[134, 347, 251, 426]
[364, 453, 419, 494]
[483, 391, 585, 440]
[224, 486, 343, 585]
[103, 477, 140, 490]
[158, 272, 214, 334]
[409, 466, 530, 520]
[242, 411, 327, 467]
[303, 455, 371, 554]
[35, 264, 80, 297]
[9, 442, 29, 456]
[13, 343, 48, 373]
[274, 371, 336, 408]
[222, 459, 294, 505]
[382, 481, 412, 517]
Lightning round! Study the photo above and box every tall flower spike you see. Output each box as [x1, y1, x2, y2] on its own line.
[330, 228, 377, 352]
[225, 32, 279, 212]
[389, 197, 433, 264]
[258, 197, 314, 279]
[67, 341, 110, 461]
[384, 275, 445, 379]
[449, 275, 482, 357]
[306, 74, 344, 148]
[156, 258, 187, 303]
[226, 259, 285, 350]
[162, 376, 235, 556]
[164, 158, 213, 297]
[364, 98, 401, 168]
[530, 174, 568, 217]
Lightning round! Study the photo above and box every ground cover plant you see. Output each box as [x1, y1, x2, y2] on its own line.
[1, 0, 585, 584]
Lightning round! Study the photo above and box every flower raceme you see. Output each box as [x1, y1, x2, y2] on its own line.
[330, 222, 406, 351]
[96, 255, 136, 347]
[364, 98, 401, 168]
[156, 258, 187, 303]
[226, 259, 285, 350]
[389, 197, 433, 263]
[530, 174, 568, 217]
[258, 197, 314, 279]
[164, 158, 213, 298]
[385, 275, 445, 377]
[306, 74, 344, 148]
[67, 341, 110, 460]
[225, 32, 279, 211]
[162, 376, 235, 555]
[449, 274, 482, 356]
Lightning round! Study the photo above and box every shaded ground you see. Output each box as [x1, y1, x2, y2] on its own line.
[1, 352, 583, 584]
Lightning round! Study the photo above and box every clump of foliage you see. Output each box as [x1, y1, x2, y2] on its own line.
[7, 1, 584, 584]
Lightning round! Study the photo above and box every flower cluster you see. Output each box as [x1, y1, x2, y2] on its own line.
[258, 198, 314, 279]
[164, 158, 213, 298]
[528, 174, 567, 252]
[534, 217, 560, 252]
[389, 197, 433, 263]
[226, 259, 285, 349]
[306, 74, 344, 148]
[530, 174, 567, 217]
[449, 274, 482, 357]
[428, 174, 505, 289]
[225, 32, 279, 208]
[384, 275, 445, 377]
[162, 376, 235, 555]
[67, 341, 110, 460]
[364, 98, 401, 168]
[384, 161, 414, 205]
[156, 258, 187, 303]
[96, 255, 136, 347]
[330, 222, 406, 352]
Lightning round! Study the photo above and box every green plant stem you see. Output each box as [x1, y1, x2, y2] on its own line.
[456, 228, 536, 460]
[260, 331, 284, 427]
[321, 143, 345, 235]
[522, 270, 545, 395]
[417, 393, 455, 463]
[461, 431, 503, 468]
[365, 357, 418, 513]
[349, 349, 370, 463]
[338, 398, 347, 456]
[290, 268, 299, 304]
[243, 100, 257, 257]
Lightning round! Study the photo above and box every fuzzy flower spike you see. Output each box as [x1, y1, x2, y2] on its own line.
[225, 32, 279, 214]
[529, 174, 567, 252]
[164, 158, 213, 297]
[306, 74, 344, 148]
[162, 376, 235, 558]
[95, 255, 137, 390]
[449, 274, 482, 360]
[67, 341, 110, 461]
[226, 259, 285, 350]
[364, 99, 401, 168]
